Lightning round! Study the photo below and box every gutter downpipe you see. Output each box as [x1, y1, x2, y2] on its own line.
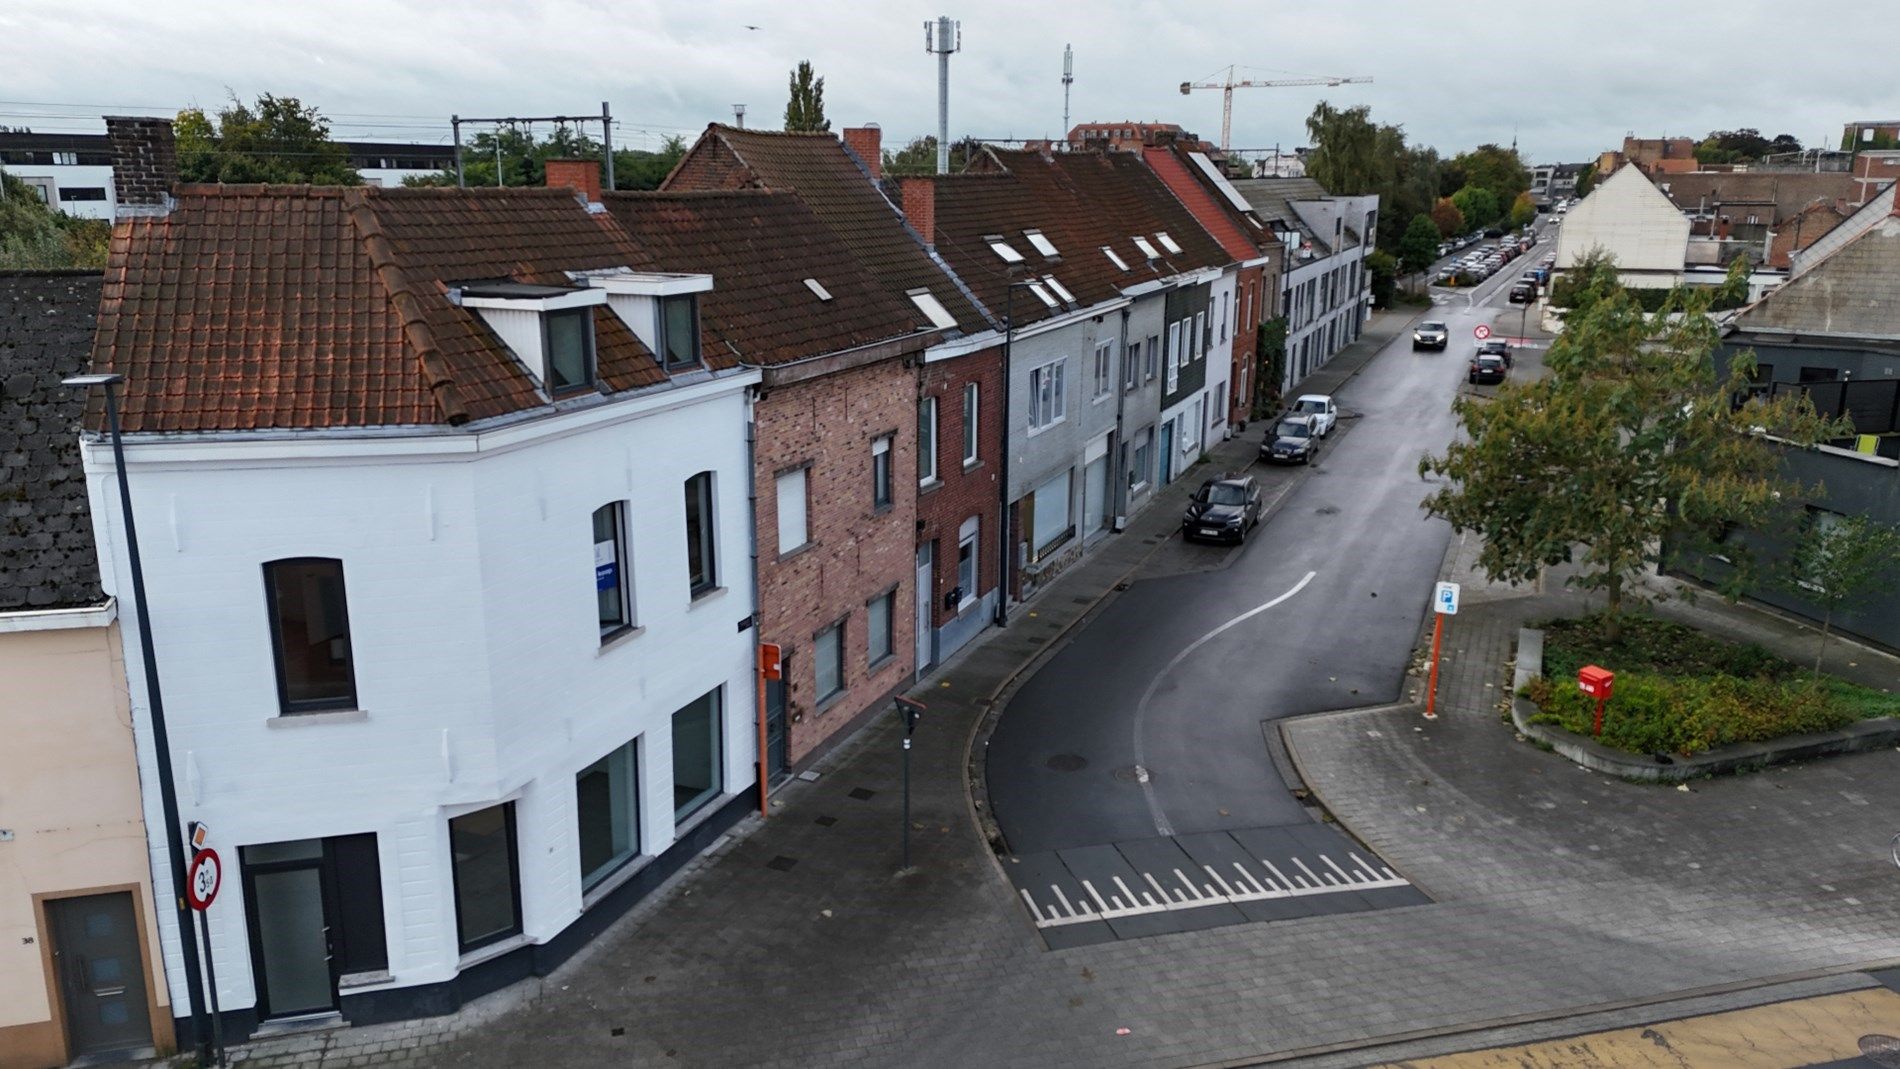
[1112, 305, 1132, 528]
[995, 284, 1015, 628]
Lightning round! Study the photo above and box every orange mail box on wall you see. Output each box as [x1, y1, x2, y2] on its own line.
[1577, 665, 1614, 700]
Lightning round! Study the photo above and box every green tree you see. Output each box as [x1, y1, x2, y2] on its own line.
[1398, 213, 1441, 281]
[1303, 102, 1391, 196]
[176, 93, 359, 185]
[0, 172, 109, 268]
[1430, 196, 1465, 238]
[1449, 144, 1528, 206]
[784, 60, 830, 133]
[1508, 190, 1537, 229]
[613, 135, 688, 191]
[882, 134, 983, 176]
[1778, 512, 1900, 675]
[1450, 185, 1500, 229]
[1573, 161, 1598, 199]
[1419, 252, 1842, 639]
[1365, 249, 1398, 308]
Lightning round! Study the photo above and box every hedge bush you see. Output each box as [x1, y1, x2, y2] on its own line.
[1524, 614, 1900, 756]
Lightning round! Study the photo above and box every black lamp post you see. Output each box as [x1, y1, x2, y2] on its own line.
[63, 373, 211, 1062]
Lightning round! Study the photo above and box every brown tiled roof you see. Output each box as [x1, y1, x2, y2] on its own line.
[92, 184, 716, 433]
[1041, 150, 1234, 276]
[1140, 144, 1263, 263]
[925, 165, 1124, 328]
[664, 125, 989, 332]
[604, 190, 932, 365]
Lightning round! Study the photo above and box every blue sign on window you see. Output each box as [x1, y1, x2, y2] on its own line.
[594, 539, 618, 591]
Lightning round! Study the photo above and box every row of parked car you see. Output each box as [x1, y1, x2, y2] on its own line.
[1508, 252, 1559, 304]
[1434, 229, 1540, 288]
[1179, 393, 1341, 544]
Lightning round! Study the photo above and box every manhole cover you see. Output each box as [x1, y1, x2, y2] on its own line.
[765, 855, 798, 872]
[813, 815, 837, 827]
[1046, 754, 1088, 772]
[847, 787, 877, 800]
[1111, 765, 1152, 784]
[1862, 1034, 1900, 1068]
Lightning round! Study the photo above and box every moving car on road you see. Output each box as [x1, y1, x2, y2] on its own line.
[1413, 320, 1449, 350]
[1468, 353, 1509, 385]
[1181, 474, 1263, 544]
[1291, 394, 1338, 436]
[1261, 415, 1321, 465]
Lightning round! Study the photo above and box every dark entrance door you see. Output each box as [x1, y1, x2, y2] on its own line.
[764, 652, 793, 779]
[242, 834, 387, 1020]
[48, 892, 152, 1058]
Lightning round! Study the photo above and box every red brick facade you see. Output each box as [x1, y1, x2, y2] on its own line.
[915, 345, 1004, 645]
[753, 358, 918, 765]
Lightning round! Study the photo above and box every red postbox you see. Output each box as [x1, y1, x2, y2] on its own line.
[1578, 665, 1614, 736]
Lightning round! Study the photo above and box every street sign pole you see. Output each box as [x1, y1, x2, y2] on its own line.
[894, 697, 925, 871]
[185, 835, 224, 1067]
[1425, 582, 1460, 720]
[195, 910, 224, 1066]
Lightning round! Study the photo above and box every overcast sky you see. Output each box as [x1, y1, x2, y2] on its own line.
[4, 0, 1895, 163]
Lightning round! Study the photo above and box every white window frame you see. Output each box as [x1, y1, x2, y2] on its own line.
[1102, 246, 1130, 271]
[1132, 235, 1161, 259]
[918, 397, 939, 486]
[1166, 322, 1181, 393]
[989, 239, 1025, 263]
[1145, 334, 1160, 381]
[961, 382, 980, 468]
[1028, 358, 1067, 433]
[1023, 229, 1059, 257]
[1042, 275, 1077, 304]
[1092, 341, 1113, 401]
[956, 517, 980, 611]
[1155, 231, 1183, 255]
[909, 289, 959, 330]
[775, 466, 809, 554]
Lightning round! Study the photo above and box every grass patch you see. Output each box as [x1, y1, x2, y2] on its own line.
[1523, 613, 1898, 756]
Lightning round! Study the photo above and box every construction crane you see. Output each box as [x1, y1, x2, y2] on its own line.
[1179, 67, 1373, 153]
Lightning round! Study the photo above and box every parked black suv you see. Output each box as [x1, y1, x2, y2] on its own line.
[1182, 474, 1263, 543]
[1261, 416, 1320, 465]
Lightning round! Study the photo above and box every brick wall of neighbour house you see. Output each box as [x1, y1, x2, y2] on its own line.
[1230, 264, 1263, 425]
[102, 116, 176, 212]
[917, 346, 1004, 634]
[664, 136, 755, 191]
[754, 358, 918, 765]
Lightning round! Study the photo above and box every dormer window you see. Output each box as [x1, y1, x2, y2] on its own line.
[1023, 229, 1059, 258]
[545, 308, 596, 393]
[658, 294, 701, 371]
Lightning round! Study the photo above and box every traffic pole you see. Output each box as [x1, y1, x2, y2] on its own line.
[1424, 614, 1446, 720]
[194, 908, 224, 1066]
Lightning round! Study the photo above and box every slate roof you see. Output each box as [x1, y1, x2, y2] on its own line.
[1230, 177, 1334, 252]
[603, 190, 934, 365]
[0, 271, 105, 611]
[92, 184, 726, 434]
[1731, 213, 1900, 340]
[1659, 172, 1858, 224]
[664, 125, 988, 333]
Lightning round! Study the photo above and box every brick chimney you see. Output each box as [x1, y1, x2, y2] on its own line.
[545, 158, 603, 206]
[842, 124, 883, 180]
[900, 177, 935, 246]
[104, 115, 177, 218]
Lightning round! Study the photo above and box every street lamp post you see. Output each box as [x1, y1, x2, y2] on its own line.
[63, 373, 211, 1062]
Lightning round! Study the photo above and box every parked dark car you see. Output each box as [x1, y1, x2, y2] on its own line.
[1508, 281, 1536, 304]
[1182, 474, 1263, 543]
[1261, 415, 1320, 465]
[1468, 353, 1508, 385]
[1477, 338, 1514, 367]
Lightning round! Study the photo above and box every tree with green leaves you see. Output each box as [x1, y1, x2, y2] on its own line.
[1449, 143, 1529, 207]
[405, 128, 685, 191]
[1573, 161, 1598, 199]
[785, 60, 830, 133]
[1398, 213, 1441, 283]
[0, 172, 108, 268]
[1365, 249, 1398, 308]
[883, 134, 982, 176]
[1508, 191, 1537, 229]
[1430, 197, 1465, 238]
[1419, 252, 1842, 639]
[1450, 185, 1499, 230]
[1777, 512, 1900, 675]
[1303, 102, 1391, 197]
[176, 93, 359, 185]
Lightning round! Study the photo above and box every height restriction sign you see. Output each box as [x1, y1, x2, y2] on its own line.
[186, 848, 222, 911]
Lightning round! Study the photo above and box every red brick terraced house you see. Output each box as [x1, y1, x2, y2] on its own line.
[660, 125, 998, 761]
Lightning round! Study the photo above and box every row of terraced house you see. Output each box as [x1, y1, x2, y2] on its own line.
[0, 115, 1373, 1065]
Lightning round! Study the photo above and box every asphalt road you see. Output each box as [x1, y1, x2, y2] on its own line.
[986, 236, 1544, 859]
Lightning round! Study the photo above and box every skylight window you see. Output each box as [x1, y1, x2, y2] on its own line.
[1102, 246, 1130, 271]
[988, 238, 1026, 263]
[1041, 275, 1076, 304]
[909, 289, 959, 330]
[1026, 283, 1059, 309]
[1023, 229, 1059, 258]
[804, 278, 834, 301]
[1155, 231, 1184, 255]
[1131, 236, 1161, 260]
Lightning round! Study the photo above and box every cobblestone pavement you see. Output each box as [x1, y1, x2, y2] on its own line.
[171, 310, 1900, 1069]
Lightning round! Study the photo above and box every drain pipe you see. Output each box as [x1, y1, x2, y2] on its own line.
[994, 286, 1015, 628]
[1112, 304, 1132, 528]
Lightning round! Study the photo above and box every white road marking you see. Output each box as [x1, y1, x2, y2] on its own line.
[1130, 570, 1318, 836]
[1019, 845, 1413, 928]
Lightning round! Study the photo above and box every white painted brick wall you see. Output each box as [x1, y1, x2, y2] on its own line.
[83, 374, 760, 1016]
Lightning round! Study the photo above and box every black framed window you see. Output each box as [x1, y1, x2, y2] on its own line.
[577, 739, 640, 890]
[868, 591, 894, 666]
[263, 558, 358, 714]
[545, 308, 596, 393]
[659, 294, 701, 370]
[684, 471, 717, 595]
[872, 435, 893, 509]
[814, 622, 844, 703]
[593, 502, 632, 639]
[449, 803, 522, 954]
[672, 689, 723, 822]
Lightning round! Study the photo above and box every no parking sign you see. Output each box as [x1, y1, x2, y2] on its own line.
[1473, 324, 1492, 341]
